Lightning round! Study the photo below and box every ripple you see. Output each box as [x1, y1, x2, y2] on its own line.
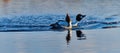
[0, 15, 120, 31]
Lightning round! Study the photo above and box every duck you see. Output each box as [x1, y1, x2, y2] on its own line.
[73, 14, 86, 27]
[50, 13, 86, 29]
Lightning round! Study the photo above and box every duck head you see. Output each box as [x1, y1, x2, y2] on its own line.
[73, 14, 86, 27]
[76, 14, 86, 21]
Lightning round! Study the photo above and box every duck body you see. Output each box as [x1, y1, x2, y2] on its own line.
[50, 20, 71, 29]
[50, 20, 79, 29]
[50, 14, 86, 29]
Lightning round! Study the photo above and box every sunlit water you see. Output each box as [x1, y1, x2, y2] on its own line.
[0, 0, 120, 53]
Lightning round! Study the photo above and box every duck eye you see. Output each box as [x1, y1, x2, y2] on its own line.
[82, 15, 86, 17]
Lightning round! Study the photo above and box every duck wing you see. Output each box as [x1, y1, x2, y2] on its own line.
[58, 20, 68, 27]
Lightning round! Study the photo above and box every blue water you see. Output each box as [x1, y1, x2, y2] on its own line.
[0, 14, 120, 31]
[0, 0, 120, 53]
[0, 0, 120, 31]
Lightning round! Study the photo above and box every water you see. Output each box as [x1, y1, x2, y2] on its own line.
[0, 28, 120, 53]
[0, 14, 120, 31]
[0, 0, 120, 53]
[0, 0, 120, 31]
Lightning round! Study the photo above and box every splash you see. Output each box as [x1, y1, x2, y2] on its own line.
[0, 14, 120, 31]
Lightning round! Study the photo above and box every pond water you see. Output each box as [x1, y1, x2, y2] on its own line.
[0, 0, 120, 31]
[0, 28, 120, 53]
[0, 0, 120, 53]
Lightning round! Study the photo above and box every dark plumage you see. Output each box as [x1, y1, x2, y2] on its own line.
[50, 13, 86, 29]
[76, 14, 86, 21]
[65, 14, 71, 23]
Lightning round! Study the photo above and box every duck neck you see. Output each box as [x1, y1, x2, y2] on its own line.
[76, 21, 79, 25]
[73, 21, 79, 26]
[68, 21, 72, 28]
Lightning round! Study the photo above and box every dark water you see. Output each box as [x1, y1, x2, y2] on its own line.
[0, 14, 120, 31]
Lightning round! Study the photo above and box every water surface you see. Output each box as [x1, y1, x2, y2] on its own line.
[0, 0, 120, 53]
[0, 28, 120, 53]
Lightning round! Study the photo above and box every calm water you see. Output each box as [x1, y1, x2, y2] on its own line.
[0, 28, 120, 53]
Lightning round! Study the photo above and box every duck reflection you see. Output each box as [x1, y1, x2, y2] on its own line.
[66, 29, 72, 45]
[76, 30, 86, 40]
[66, 29, 86, 45]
